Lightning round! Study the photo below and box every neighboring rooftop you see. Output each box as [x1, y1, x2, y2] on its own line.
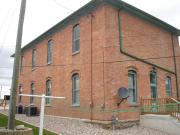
[12, 0, 180, 56]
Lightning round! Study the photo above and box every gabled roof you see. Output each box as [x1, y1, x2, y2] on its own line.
[12, 0, 180, 56]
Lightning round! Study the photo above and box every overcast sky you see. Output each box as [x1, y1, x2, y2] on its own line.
[0, 0, 180, 96]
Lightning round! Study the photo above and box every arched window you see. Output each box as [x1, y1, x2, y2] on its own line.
[150, 71, 157, 99]
[32, 49, 36, 69]
[30, 83, 35, 104]
[46, 80, 51, 105]
[72, 25, 80, 53]
[19, 84, 23, 103]
[47, 40, 53, 64]
[20, 56, 24, 73]
[72, 73, 80, 105]
[166, 77, 172, 97]
[128, 70, 137, 103]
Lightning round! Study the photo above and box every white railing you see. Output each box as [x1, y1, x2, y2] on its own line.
[19, 94, 65, 135]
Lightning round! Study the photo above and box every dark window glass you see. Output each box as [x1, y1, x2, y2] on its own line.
[166, 77, 172, 97]
[150, 71, 157, 99]
[47, 40, 53, 64]
[128, 70, 137, 103]
[46, 80, 51, 105]
[19, 84, 23, 103]
[20, 56, 24, 72]
[30, 83, 35, 104]
[32, 49, 36, 69]
[72, 25, 80, 53]
[72, 74, 80, 105]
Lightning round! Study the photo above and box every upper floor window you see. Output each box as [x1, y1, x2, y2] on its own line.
[150, 71, 157, 99]
[32, 49, 36, 69]
[30, 83, 35, 104]
[46, 80, 51, 105]
[47, 40, 53, 64]
[20, 56, 24, 73]
[72, 73, 80, 106]
[166, 77, 172, 97]
[128, 70, 137, 103]
[72, 25, 80, 53]
[19, 84, 23, 103]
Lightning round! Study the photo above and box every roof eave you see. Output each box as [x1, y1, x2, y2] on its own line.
[112, 0, 180, 36]
[11, 0, 180, 58]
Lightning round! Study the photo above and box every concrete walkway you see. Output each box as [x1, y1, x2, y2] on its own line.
[140, 114, 180, 135]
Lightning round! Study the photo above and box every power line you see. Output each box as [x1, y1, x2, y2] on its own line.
[51, 0, 73, 12]
[0, 0, 20, 54]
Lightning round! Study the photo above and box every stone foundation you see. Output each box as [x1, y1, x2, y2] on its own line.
[84, 119, 140, 129]
[0, 127, 33, 135]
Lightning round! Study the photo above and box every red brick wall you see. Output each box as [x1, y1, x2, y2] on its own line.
[17, 4, 180, 121]
[102, 5, 178, 120]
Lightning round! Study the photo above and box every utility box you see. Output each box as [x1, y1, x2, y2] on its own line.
[16, 105, 24, 114]
[24, 105, 38, 116]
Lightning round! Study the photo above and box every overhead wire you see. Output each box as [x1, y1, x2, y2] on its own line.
[0, 0, 20, 54]
[51, 0, 73, 12]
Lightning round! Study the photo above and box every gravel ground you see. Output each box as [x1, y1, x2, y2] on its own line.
[0, 110, 169, 135]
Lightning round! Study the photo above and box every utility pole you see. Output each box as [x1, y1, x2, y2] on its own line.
[0, 85, 2, 99]
[8, 0, 26, 129]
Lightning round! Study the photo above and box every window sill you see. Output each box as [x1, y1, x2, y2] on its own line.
[45, 104, 51, 107]
[47, 62, 52, 65]
[32, 67, 36, 71]
[72, 104, 80, 107]
[128, 103, 140, 107]
[72, 51, 80, 56]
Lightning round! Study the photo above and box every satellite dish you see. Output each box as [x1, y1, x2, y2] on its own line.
[117, 87, 129, 106]
[118, 87, 129, 99]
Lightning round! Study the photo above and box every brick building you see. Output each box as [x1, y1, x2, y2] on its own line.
[16, 0, 180, 121]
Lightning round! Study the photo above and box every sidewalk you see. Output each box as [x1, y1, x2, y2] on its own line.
[140, 114, 180, 135]
[0, 106, 9, 110]
[0, 109, 169, 135]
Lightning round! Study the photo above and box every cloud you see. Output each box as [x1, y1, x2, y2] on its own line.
[0, 46, 14, 86]
[125, 0, 180, 29]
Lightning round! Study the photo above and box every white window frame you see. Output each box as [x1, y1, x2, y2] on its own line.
[47, 40, 53, 64]
[150, 71, 157, 99]
[30, 83, 35, 104]
[166, 77, 172, 97]
[72, 25, 80, 54]
[46, 80, 51, 105]
[19, 84, 23, 103]
[72, 74, 80, 106]
[128, 70, 137, 104]
[32, 49, 36, 69]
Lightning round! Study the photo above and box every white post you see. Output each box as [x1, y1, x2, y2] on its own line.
[39, 94, 45, 135]
[19, 94, 65, 135]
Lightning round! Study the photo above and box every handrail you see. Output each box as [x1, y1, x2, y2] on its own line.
[171, 98, 180, 104]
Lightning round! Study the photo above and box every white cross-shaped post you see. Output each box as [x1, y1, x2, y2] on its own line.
[19, 94, 65, 135]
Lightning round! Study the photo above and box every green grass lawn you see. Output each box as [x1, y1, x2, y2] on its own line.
[0, 113, 57, 135]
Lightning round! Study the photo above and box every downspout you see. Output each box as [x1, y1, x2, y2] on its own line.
[103, 41, 105, 109]
[171, 33, 179, 98]
[90, 13, 93, 121]
[118, 9, 175, 75]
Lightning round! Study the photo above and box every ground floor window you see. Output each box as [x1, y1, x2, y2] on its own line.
[150, 71, 157, 99]
[72, 73, 80, 106]
[166, 77, 172, 97]
[128, 70, 137, 103]
[30, 83, 34, 104]
[46, 80, 51, 105]
[19, 84, 23, 103]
